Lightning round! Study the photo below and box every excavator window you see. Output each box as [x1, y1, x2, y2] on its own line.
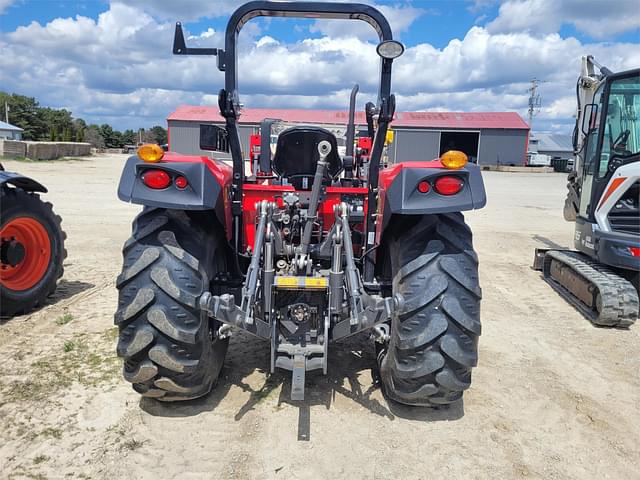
[599, 75, 640, 178]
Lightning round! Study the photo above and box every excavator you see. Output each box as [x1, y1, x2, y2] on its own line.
[534, 56, 639, 327]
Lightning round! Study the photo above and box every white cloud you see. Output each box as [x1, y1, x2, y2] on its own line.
[487, 0, 640, 39]
[466, 0, 499, 14]
[0, 0, 14, 15]
[309, 3, 426, 40]
[118, 0, 239, 21]
[0, 0, 638, 133]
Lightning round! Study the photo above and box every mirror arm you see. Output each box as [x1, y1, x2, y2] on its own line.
[173, 22, 220, 56]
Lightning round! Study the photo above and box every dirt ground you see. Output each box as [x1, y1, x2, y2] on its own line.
[1, 154, 638, 480]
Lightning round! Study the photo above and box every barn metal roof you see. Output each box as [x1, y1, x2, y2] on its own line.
[532, 133, 573, 153]
[0, 120, 23, 131]
[167, 105, 529, 130]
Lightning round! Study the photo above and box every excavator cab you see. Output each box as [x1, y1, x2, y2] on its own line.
[534, 59, 639, 328]
[578, 71, 640, 221]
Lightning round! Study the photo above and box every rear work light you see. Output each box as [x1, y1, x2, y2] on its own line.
[142, 169, 171, 189]
[434, 176, 464, 196]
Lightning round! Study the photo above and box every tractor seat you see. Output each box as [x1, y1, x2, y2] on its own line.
[272, 127, 342, 189]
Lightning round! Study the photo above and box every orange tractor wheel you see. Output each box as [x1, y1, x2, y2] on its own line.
[0, 188, 66, 317]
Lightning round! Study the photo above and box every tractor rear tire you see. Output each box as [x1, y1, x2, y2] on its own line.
[379, 212, 481, 407]
[0, 188, 66, 317]
[115, 208, 229, 401]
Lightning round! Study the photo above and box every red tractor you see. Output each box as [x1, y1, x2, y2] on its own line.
[0, 164, 66, 317]
[115, 1, 486, 406]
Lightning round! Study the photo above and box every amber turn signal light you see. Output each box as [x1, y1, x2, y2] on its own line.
[138, 143, 164, 163]
[440, 150, 468, 169]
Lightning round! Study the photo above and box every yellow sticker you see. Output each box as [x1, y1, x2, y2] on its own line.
[305, 277, 328, 288]
[274, 276, 328, 289]
[275, 276, 299, 288]
[385, 129, 395, 145]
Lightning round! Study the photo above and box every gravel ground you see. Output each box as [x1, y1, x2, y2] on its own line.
[0, 154, 638, 480]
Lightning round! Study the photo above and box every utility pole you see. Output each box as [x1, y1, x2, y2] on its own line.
[527, 78, 543, 131]
[4, 101, 8, 123]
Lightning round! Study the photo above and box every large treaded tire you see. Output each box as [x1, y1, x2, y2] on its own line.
[380, 212, 482, 407]
[0, 188, 66, 317]
[115, 208, 228, 401]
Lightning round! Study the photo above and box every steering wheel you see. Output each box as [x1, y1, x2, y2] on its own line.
[611, 129, 630, 151]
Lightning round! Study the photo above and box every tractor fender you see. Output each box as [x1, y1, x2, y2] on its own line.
[0, 169, 48, 193]
[379, 161, 486, 214]
[117, 153, 233, 234]
[376, 161, 486, 240]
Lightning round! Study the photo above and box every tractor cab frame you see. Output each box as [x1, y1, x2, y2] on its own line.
[115, 1, 487, 405]
[173, 1, 400, 280]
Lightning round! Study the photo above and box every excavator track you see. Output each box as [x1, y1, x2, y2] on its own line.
[541, 250, 638, 328]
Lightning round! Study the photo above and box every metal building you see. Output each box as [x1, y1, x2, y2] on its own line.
[167, 106, 529, 166]
[529, 133, 573, 160]
[0, 120, 23, 140]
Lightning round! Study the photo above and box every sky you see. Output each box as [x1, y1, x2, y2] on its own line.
[0, 0, 638, 133]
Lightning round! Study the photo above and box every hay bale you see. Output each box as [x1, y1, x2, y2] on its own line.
[57, 142, 74, 157]
[0, 140, 27, 157]
[22, 141, 93, 160]
[25, 141, 59, 160]
[75, 143, 91, 156]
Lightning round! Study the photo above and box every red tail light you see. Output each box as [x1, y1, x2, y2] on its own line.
[174, 175, 188, 189]
[629, 247, 640, 257]
[142, 169, 171, 189]
[417, 180, 430, 193]
[434, 176, 464, 196]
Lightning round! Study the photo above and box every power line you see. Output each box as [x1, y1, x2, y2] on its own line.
[527, 78, 543, 131]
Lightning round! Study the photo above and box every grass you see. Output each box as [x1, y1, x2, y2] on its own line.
[122, 438, 145, 451]
[33, 455, 49, 465]
[101, 327, 119, 342]
[56, 313, 73, 326]
[1, 333, 120, 404]
[40, 427, 62, 439]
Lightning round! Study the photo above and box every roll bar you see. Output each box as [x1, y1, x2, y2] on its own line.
[223, 1, 393, 96]
[174, 1, 398, 266]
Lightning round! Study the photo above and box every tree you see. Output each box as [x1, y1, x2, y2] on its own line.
[0, 90, 167, 148]
[84, 125, 105, 148]
[73, 118, 86, 142]
[0, 92, 47, 140]
[140, 128, 155, 144]
[41, 107, 74, 141]
[149, 125, 167, 145]
[121, 129, 137, 146]
[99, 124, 124, 148]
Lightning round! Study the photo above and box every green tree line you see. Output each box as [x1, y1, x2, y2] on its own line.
[0, 92, 167, 148]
